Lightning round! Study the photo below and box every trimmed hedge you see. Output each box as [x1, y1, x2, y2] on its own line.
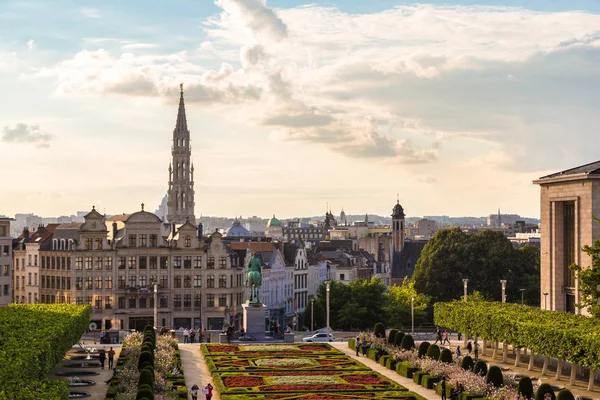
[394, 332, 406, 347]
[535, 383, 555, 400]
[426, 344, 440, 360]
[460, 355, 474, 371]
[374, 323, 386, 338]
[473, 360, 487, 376]
[485, 365, 503, 388]
[439, 348, 453, 363]
[401, 334, 415, 350]
[413, 371, 426, 385]
[397, 361, 419, 378]
[556, 389, 575, 400]
[421, 374, 440, 390]
[418, 341, 430, 358]
[518, 376, 534, 399]
[388, 329, 398, 345]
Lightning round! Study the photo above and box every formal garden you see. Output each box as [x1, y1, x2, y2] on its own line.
[0, 304, 91, 400]
[201, 343, 427, 399]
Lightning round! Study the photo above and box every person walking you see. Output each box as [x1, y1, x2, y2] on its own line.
[355, 336, 360, 356]
[190, 384, 199, 400]
[455, 346, 461, 358]
[183, 328, 190, 344]
[466, 340, 472, 354]
[441, 377, 447, 400]
[107, 347, 115, 369]
[473, 342, 479, 361]
[98, 349, 106, 370]
[361, 338, 368, 356]
[443, 330, 451, 345]
[203, 383, 213, 400]
[190, 329, 196, 344]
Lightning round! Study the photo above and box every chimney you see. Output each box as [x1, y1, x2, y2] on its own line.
[23, 227, 30, 239]
[197, 222, 203, 239]
[112, 222, 117, 240]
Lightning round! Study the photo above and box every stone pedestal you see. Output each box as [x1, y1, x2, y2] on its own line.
[243, 301, 267, 336]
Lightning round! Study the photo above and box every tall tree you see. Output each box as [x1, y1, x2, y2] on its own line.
[303, 298, 326, 330]
[384, 277, 430, 328]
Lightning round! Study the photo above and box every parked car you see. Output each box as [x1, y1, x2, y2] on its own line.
[302, 333, 335, 342]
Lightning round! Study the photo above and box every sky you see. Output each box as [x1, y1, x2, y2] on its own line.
[1, 0, 599, 220]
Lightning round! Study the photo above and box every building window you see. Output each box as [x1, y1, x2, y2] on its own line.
[129, 275, 136, 288]
[185, 236, 191, 247]
[194, 294, 202, 307]
[105, 296, 112, 309]
[160, 296, 168, 308]
[174, 276, 181, 288]
[174, 256, 182, 269]
[219, 257, 227, 269]
[194, 275, 202, 288]
[139, 297, 147, 308]
[85, 257, 93, 270]
[194, 256, 202, 269]
[564, 201, 576, 288]
[118, 256, 126, 269]
[85, 238, 93, 250]
[207, 257, 215, 269]
[128, 297, 136, 308]
[219, 275, 227, 288]
[206, 294, 214, 307]
[118, 297, 126, 309]
[160, 256, 168, 269]
[184, 256, 192, 269]
[85, 277, 93, 290]
[118, 276, 126, 289]
[129, 234, 136, 247]
[218, 294, 227, 307]
[139, 234, 147, 247]
[150, 275, 157, 285]
[95, 257, 103, 270]
[340, 274, 345, 281]
[184, 275, 191, 288]
[28, 273, 32, 285]
[184, 294, 191, 307]
[150, 234, 157, 247]
[139, 256, 147, 270]
[160, 275, 168, 289]
[139, 276, 147, 287]
[105, 276, 112, 289]
[95, 296, 102, 309]
[174, 295, 181, 308]
[149, 256, 157, 269]
[128, 256, 136, 269]
[104, 257, 113, 270]
[207, 275, 215, 288]
[75, 277, 83, 290]
[95, 276, 102, 289]
[34, 273, 37, 286]
[34, 255, 38, 266]
[95, 238, 102, 250]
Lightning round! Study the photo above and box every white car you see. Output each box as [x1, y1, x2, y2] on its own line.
[302, 333, 335, 342]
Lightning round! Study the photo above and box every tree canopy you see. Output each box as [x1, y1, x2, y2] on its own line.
[412, 228, 540, 304]
[571, 219, 600, 317]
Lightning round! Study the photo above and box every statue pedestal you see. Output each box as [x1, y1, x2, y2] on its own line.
[243, 301, 267, 336]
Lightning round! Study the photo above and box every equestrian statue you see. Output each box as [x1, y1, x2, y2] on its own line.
[245, 253, 262, 304]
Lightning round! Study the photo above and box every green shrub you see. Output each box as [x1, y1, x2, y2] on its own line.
[517, 376, 534, 399]
[136, 387, 154, 400]
[535, 383, 555, 400]
[460, 355, 474, 371]
[394, 332, 406, 347]
[177, 385, 188, 398]
[418, 341, 430, 358]
[388, 329, 398, 345]
[374, 323, 386, 338]
[422, 374, 441, 390]
[473, 360, 487, 376]
[401, 334, 415, 350]
[436, 380, 453, 398]
[556, 389, 575, 400]
[138, 350, 154, 369]
[426, 344, 440, 360]
[486, 365, 504, 388]
[139, 368, 155, 388]
[439, 348, 453, 363]
[367, 348, 378, 361]
[379, 355, 390, 367]
[106, 386, 118, 398]
[348, 338, 356, 350]
[412, 371, 425, 385]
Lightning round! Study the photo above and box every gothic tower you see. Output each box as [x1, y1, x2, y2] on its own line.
[392, 198, 405, 253]
[167, 84, 196, 224]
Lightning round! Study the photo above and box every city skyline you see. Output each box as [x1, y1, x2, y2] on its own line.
[1, 0, 600, 219]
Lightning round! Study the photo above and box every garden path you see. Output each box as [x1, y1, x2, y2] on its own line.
[179, 344, 220, 400]
[329, 342, 437, 400]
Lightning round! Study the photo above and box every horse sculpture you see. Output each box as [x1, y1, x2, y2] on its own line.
[245, 253, 262, 304]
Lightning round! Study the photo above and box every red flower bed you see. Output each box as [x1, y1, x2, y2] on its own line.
[299, 345, 329, 352]
[317, 359, 348, 365]
[259, 371, 338, 376]
[223, 376, 264, 387]
[298, 395, 374, 399]
[261, 384, 363, 391]
[209, 345, 238, 353]
[342, 374, 390, 385]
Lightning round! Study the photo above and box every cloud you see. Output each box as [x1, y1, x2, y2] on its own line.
[81, 8, 101, 18]
[213, 0, 288, 43]
[121, 43, 160, 50]
[1, 123, 54, 148]
[27, 39, 34, 49]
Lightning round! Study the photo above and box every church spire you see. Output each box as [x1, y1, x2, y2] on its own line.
[175, 83, 188, 134]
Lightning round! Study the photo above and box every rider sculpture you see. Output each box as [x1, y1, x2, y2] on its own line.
[245, 253, 262, 304]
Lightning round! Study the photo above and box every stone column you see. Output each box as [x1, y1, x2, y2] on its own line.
[555, 359, 563, 380]
[528, 350, 535, 371]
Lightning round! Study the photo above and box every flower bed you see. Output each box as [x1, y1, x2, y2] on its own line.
[220, 391, 426, 399]
[206, 354, 367, 372]
[202, 343, 339, 356]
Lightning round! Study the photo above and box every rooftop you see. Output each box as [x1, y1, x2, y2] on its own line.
[538, 160, 600, 180]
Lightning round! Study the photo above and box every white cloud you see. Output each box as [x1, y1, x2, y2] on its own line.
[121, 43, 160, 50]
[81, 8, 101, 18]
[27, 39, 34, 49]
[1, 123, 54, 148]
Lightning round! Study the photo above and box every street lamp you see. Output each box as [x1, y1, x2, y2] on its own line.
[411, 295, 415, 334]
[311, 298, 314, 332]
[500, 280, 507, 303]
[463, 279, 469, 302]
[519, 289, 526, 305]
[543, 292, 549, 310]
[326, 280, 331, 336]
[153, 283, 158, 328]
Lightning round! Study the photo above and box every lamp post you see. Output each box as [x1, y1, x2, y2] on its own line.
[326, 280, 331, 336]
[463, 279, 469, 302]
[500, 280, 507, 303]
[543, 292, 548, 310]
[311, 298, 314, 332]
[520, 289, 526, 305]
[153, 283, 158, 328]
[411, 295, 415, 334]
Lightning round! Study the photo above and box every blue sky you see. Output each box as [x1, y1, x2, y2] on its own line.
[1, 0, 599, 219]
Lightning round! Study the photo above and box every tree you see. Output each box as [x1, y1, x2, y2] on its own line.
[303, 298, 326, 330]
[383, 277, 430, 328]
[571, 224, 600, 317]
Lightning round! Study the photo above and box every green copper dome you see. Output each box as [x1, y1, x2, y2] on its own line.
[267, 214, 281, 227]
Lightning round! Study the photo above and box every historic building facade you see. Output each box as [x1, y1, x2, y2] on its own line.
[534, 161, 600, 314]
[0, 218, 13, 307]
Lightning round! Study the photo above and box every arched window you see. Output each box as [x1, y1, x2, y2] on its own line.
[60, 239, 66, 250]
[52, 239, 58, 250]
[68, 239, 74, 250]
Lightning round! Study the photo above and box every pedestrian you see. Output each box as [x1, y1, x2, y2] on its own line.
[455, 346, 461, 358]
[361, 338, 368, 356]
[107, 347, 115, 369]
[443, 330, 450, 345]
[466, 340, 472, 354]
[100, 330, 105, 344]
[98, 349, 106, 370]
[355, 336, 360, 356]
[183, 327, 190, 344]
[434, 328, 441, 345]
[441, 377, 447, 400]
[473, 342, 479, 361]
[457, 332, 462, 341]
[190, 329, 196, 344]
[203, 383, 213, 400]
[191, 383, 199, 400]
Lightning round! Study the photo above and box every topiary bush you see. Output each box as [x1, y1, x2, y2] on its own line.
[138, 350, 154, 370]
[401, 334, 415, 350]
[486, 365, 504, 388]
[535, 383, 555, 400]
[418, 341, 430, 358]
[473, 360, 487, 376]
[139, 368, 155, 388]
[556, 389, 575, 400]
[136, 387, 154, 400]
[460, 355, 474, 371]
[388, 329, 398, 345]
[439, 348, 453, 363]
[517, 376, 534, 399]
[374, 323, 386, 338]
[426, 344, 440, 360]
[394, 332, 406, 347]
